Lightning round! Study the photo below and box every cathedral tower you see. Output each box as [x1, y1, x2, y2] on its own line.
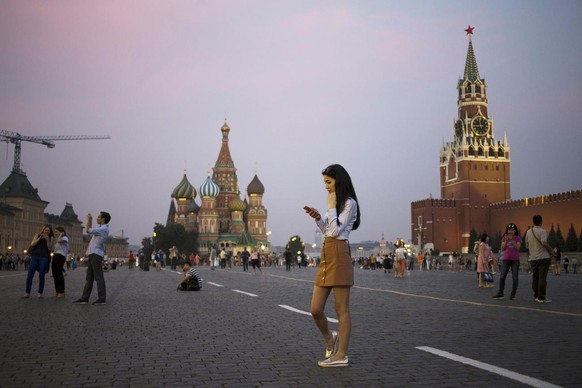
[212, 121, 239, 234]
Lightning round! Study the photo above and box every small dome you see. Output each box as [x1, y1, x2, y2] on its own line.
[229, 195, 246, 212]
[187, 201, 200, 213]
[200, 175, 220, 197]
[247, 174, 264, 195]
[172, 173, 196, 199]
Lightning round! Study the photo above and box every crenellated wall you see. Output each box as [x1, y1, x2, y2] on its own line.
[489, 190, 582, 237]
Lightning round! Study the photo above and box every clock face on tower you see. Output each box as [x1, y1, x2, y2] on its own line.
[471, 116, 489, 136]
[455, 119, 464, 138]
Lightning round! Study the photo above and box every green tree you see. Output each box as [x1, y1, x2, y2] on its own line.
[577, 230, 582, 252]
[491, 231, 502, 252]
[286, 235, 305, 257]
[548, 225, 558, 249]
[141, 237, 153, 259]
[564, 224, 578, 252]
[153, 222, 198, 256]
[556, 224, 565, 250]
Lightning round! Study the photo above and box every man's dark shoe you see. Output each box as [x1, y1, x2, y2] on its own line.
[510, 295, 515, 300]
[492, 294, 504, 299]
[92, 299, 106, 305]
[73, 299, 88, 305]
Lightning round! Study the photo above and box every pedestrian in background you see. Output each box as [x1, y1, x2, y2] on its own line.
[251, 249, 262, 274]
[169, 246, 178, 270]
[128, 250, 135, 270]
[394, 241, 406, 278]
[304, 164, 361, 368]
[563, 256, 569, 274]
[477, 233, 494, 288]
[22, 224, 54, 299]
[241, 247, 250, 272]
[52, 227, 69, 298]
[74, 211, 111, 305]
[553, 248, 561, 276]
[493, 223, 522, 300]
[525, 214, 553, 303]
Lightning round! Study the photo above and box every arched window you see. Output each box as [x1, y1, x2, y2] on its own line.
[478, 147, 484, 156]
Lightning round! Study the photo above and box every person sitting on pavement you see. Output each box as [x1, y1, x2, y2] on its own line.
[177, 262, 202, 291]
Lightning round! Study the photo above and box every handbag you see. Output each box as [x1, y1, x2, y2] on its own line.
[482, 272, 494, 283]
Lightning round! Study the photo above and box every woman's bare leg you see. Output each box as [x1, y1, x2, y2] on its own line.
[310, 286, 334, 352]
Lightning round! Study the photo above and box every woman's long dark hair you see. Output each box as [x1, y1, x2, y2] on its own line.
[321, 164, 361, 230]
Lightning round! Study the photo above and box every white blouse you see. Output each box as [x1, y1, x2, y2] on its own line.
[315, 197, 358, 240]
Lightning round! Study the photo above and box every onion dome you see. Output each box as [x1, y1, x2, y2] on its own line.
[247, 174, 264, 195]
[187, 201, 200, 213]
[172, 173, 196, 199]
[200, 174, 220, 197]
[229, 195, 246, 212]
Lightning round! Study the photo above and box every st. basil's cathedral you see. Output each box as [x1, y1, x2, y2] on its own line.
[167, 121, 268, 256]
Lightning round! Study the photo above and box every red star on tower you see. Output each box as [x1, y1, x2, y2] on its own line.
[465, 25, 475, 35]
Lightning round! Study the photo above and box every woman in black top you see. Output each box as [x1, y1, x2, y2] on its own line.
[23, 225, 53, 298]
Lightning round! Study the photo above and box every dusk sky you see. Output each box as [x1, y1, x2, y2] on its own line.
[1, 1, 581, 248]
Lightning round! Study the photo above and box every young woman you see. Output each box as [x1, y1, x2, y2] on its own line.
[23, 224, 54, 298]
[493, 223, 522, 300]
[304, 164, 361, 368]
[477, 233, 494, 288]
[52, 227, 69, 298]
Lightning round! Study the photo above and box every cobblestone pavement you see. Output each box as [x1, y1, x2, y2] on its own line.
[1, 265, 581, 387]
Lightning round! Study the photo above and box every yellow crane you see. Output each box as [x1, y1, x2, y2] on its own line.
[1, 130, 110, 175]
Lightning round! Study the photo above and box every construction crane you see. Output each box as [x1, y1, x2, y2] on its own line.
[1, 130, 111, 175]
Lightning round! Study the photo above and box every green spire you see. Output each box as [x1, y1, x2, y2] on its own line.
[463, 37, 480, 82]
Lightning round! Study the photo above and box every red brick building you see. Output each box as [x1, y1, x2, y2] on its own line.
[411, 28, 582, 254]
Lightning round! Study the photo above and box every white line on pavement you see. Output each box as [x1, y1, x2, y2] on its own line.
[233, 289, 258, 297]
[279, 304, 339, 323]
[416, 346, 562, 388]
[206, 282, 224, 287]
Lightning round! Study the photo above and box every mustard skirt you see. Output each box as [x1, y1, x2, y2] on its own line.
[315, 237, 353, 287]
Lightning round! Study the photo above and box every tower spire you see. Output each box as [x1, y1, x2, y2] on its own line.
[463, 25, 480, 82]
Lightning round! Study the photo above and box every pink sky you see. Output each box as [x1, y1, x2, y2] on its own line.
[1, 1, 581, 247]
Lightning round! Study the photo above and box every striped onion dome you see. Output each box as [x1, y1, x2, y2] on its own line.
[200, 175, 220, 197]
[247, 174, 265, 195]
[228, 194, 246, 212]
[187, 201, 200, 213]
[171, 173, 196, 199]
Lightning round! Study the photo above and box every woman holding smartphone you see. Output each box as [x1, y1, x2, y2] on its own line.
[23, 224, 54, 298]
[304, 164, 360, 368]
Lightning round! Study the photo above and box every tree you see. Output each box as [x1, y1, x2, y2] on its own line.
[548, 225, 558, 249]
[141, 237, 153, 259]
[556, 224, 565, 250]
[286, 235, 305, 265]
[578, 230, 582, 252]
[564, 224, 578, 252]
[491, 231, 502, 253]
[153, 222, 198, 256]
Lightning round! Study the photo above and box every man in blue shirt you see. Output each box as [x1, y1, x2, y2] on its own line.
[74, 211, 111, 305]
